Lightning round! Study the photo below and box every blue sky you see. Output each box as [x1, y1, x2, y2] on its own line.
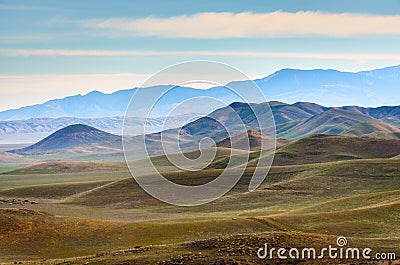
[0, 0, 400, 110]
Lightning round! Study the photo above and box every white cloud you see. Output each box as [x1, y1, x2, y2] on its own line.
[1, 48, 400, 62]
[81, 11, 400, 38]
[0, 35, 56, 44]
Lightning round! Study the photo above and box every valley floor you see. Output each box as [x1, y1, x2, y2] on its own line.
[0, 157, 399, 264]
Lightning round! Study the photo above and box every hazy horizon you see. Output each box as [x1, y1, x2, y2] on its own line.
[1, 0, 400, 111]
[1, 64, 400, 112]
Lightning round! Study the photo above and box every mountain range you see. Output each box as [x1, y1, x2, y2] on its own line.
[0, 114, 199, 143]
[179, 101, 400, 140]
[1, 65, 399, 121]
[9, 100, 400, 159]
[2, 101, 398, 144]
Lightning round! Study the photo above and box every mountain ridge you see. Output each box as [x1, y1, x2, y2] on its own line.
[9, 101, 400, 157]
[178, 101, 400, 140]
[1, 65, 400, 120]
[5, 101, 399, 149]
[0, 114, 199, 143]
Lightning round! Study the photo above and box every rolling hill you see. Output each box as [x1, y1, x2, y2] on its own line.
[208, 134, 400, 169]
[139, 132, 400, 170]
[2, 161, 127, 175]
[278, 108, 376, 139]
[0, 156, 399, 263]
[1, 100, 399, 147]
[216, 130, 290, 150]
[11, 124, 120, 155]
[7, 101, 400, 160]
[341, 121, 400, 139]
[178, 101, 400, 140]
[0, 152, 37, 165]
[272, 134, 400, 166]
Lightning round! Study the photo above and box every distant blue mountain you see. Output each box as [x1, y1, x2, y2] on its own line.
[252, 65, 400, 106]
[0, 65, 399, 121]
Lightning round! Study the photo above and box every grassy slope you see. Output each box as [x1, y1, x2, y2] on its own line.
[3, 161, 127, 175]
[2, 158, 399, 213]
[0, 159, 400, 264]
[286, 189, 400, 214]
[279, 108, 375, 139]
[0, 151, 37, 165]
[0, 180, 114, 199]
[341, 121, 400, 139]
[0, 169, 128, 190]
[0, 150, 399, 263]
[271, 202, 400, 238]
[210, 134, 400, 168]
[270, 134, 400, 166]
[13, 232, 397, 265]
[0, 165, 22, 174]
[0, 208, 277, 262]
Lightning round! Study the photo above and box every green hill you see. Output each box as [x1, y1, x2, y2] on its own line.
[279, 109, 375, 139]
[271, 134, 400, 166]
[341, 121, 400, 139]
[2, 161, 127, 175]
[211, 134, 400, 168]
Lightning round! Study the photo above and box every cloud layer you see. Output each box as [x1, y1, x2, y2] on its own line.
[82, 11, 400, 38]
[2, 48, 400, 63]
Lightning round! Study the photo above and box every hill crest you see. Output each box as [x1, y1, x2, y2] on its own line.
[341, 121, 400, 139]
[11, 124, 120, 155]
[216, 130, 290, 151]
[272, 134, 400, 166]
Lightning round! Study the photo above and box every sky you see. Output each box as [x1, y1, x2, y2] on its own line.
[0, 0, 400, 111]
